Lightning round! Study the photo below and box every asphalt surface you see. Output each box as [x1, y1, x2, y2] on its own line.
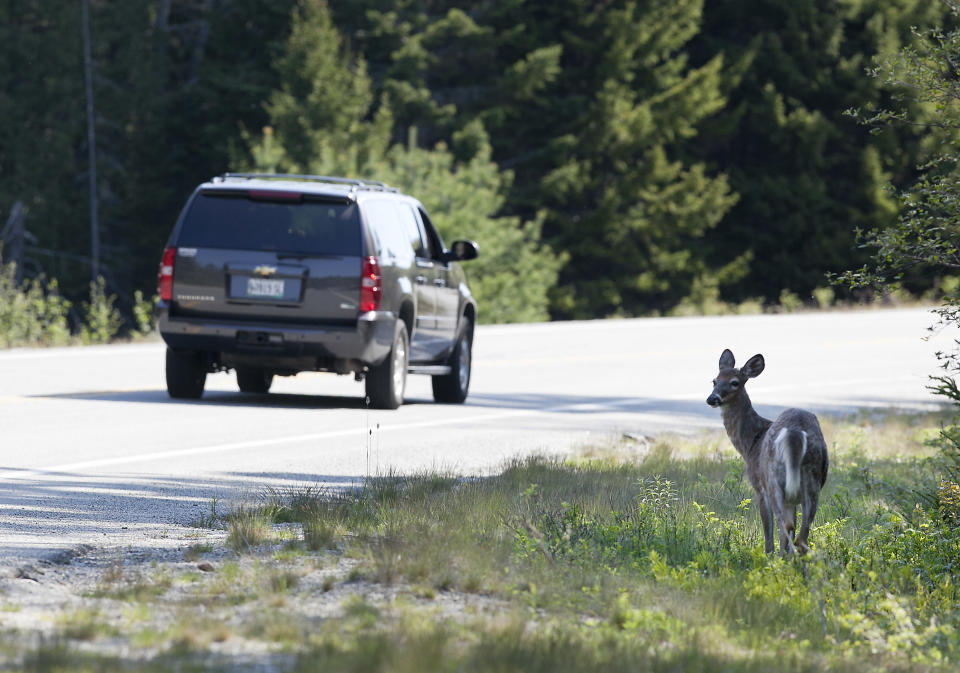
[0, 308, 953, 568]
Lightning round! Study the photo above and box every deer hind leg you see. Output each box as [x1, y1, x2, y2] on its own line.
[770, 488, 797, 557]
[780, 504, 797, 557]
[797, 486, 820, 555]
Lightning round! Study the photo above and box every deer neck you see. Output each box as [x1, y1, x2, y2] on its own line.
[720, 390, 771, 458]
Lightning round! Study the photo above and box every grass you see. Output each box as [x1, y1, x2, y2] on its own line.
[226, 505, 274, 551]
[58, 609, 118, 641]
[188, 496, 221, 529]
[5, 411, 960, 671]
[183, 543, 214, 561]
[90, 561, 172, 602]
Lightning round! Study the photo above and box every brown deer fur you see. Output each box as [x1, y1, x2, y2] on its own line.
[706, 349, 828, 555]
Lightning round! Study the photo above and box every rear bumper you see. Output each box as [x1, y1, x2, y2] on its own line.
[157, 305, 396, 370]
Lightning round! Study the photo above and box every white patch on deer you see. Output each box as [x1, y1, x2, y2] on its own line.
[776, 427, 807, 502]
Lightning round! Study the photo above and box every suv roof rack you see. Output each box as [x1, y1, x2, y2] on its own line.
[215, 173, 400, 194]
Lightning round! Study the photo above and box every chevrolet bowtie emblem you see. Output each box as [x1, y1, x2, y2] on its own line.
[253, 265, 277, 277]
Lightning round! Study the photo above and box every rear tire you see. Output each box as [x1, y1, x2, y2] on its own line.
[236, 367, 273, 394]
[166, 348, 206, 399]
[432, 318, 472, 404]
[365, 319, 408, 410]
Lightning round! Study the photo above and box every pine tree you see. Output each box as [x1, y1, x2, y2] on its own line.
[244, 0, 561, 323]
[838, 1, 960, 511]
[375, 124, 564, 323]
[1, 0, 298, 310]
[0, 0, 87, 286]
[540, 1, 737, 317]
[98, 0, 297, 306]
[264, 0, 381, 172]
[686, 0, 946, 304]
[330, 0, 737, 318]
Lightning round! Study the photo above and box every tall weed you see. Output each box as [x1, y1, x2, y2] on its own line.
[0, 259, 71, 347]
[227, 506, 273, 552]
[78, 276, 123, 344]
[131, 290, 157, 337]
[0, 258, 148, 347]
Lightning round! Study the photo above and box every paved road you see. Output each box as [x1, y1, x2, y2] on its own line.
[0, 308, 952, 567]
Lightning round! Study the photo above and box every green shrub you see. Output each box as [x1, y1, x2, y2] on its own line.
[0, 259, 154, 347]
[778, 289, 804, 312]
[132, 290, 157, 337]
[0, 258, 71, 347]
[78, 276, 123, 344]
[813, 286, 835, 310]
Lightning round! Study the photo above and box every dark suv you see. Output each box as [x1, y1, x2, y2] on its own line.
[156, 173, 478, 409]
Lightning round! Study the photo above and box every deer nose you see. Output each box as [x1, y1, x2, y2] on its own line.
[706, 394, 721, 407]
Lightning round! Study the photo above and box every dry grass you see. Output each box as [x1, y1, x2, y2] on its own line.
[3, 411, 958, 672]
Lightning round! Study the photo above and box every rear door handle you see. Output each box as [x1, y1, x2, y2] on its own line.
[433, 278, 446, 287]
[415, 275, 427, 285]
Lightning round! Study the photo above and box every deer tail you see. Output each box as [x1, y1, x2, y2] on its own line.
[776, 427, 807, 502]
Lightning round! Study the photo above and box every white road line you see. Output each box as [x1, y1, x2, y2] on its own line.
[0, 397, 640, 483]
[0, 364, 940, 483]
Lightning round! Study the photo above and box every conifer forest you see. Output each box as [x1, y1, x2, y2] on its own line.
[1, 0, 953, 325]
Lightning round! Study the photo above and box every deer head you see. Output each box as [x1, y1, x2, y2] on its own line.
[706, 349, 765, 407]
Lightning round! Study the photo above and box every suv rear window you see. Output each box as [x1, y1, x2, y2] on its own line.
[177, 192, 361, 255]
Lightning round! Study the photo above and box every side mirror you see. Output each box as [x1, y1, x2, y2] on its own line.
[447, 239, 479, 262]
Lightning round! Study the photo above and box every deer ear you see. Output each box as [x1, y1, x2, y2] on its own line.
[719, 349, 735, 370]
[741, 354, 765, 378]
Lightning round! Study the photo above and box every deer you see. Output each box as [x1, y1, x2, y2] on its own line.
[706, 349, 828, 556]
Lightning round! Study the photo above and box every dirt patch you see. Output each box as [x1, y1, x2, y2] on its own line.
[0, 528, 509, 668]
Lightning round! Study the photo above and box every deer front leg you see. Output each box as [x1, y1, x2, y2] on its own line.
[756, 491, 775, 554]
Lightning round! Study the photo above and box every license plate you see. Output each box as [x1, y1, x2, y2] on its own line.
[246, 277, 285, 298]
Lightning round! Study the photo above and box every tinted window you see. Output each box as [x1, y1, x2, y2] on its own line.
[396, 204, 427, 257]
[178, 193, 361, 255]
[365, 200, 414, 265]
[417, 208, 444, 260]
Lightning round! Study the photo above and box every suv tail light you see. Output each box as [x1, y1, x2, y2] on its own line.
[158, 247, 176, 301]
[360, 256, 382, 313]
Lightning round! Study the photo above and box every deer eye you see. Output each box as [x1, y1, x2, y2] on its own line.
[730, 380, 741, 388]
